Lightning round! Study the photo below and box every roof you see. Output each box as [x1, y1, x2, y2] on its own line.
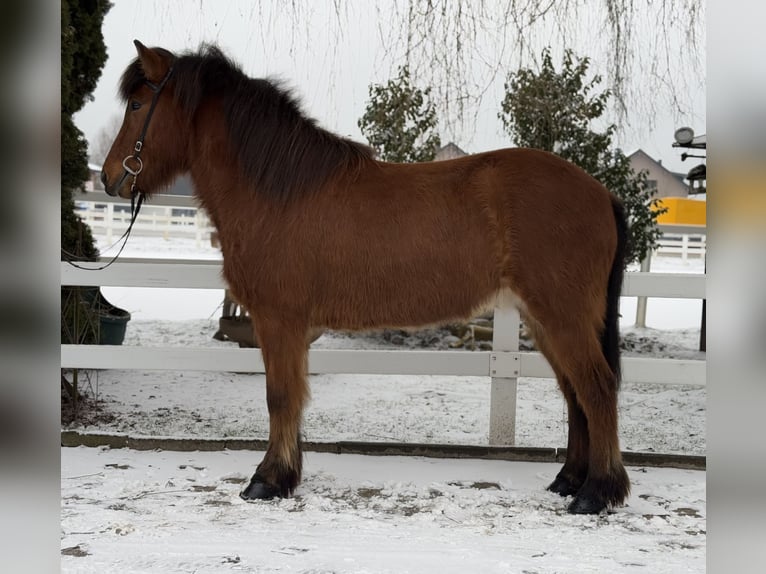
[437, 142, 466, 155]
[434, 142, 468, 161]
[691, 133, 706, 147]
[627, 149, 686, 181]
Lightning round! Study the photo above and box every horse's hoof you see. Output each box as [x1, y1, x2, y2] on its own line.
[567, 494, 606, 515]
[547, 474, 581, 497]
[240, 477, 281, 500]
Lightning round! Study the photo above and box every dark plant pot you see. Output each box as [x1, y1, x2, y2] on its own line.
[80, 287, 131, 345]
[98, 307, 131, 345]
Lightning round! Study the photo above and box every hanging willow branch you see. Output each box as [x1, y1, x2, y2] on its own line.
[374, 0, 704, 136]
[172, 1, 705, 140]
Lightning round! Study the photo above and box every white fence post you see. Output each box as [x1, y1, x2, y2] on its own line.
[489, 305, 520, 445]
[106, 203, 114, 243]
[162, 207, 170, 240]
[195, 211, 203, 248]
[635, 251, 652, 328]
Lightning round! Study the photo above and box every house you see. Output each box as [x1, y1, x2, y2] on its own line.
[84, 164, 196, 217]
[85, 163, 194, 196]
[628, 149, 706, 227]
[627, 149, 690, 199]
[84, 163, 105, 193]
[434, 142, 468, 161]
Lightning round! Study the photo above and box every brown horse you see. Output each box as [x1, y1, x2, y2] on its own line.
[102, 41, 630, 514]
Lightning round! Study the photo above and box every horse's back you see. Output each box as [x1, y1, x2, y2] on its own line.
[363, 147, 618, 270]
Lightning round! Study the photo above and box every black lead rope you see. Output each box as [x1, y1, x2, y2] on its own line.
[62, 192, 145, 271]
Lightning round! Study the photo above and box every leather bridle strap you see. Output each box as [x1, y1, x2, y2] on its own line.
[121, 63, 175, 195]
[63, 191, 145, 270]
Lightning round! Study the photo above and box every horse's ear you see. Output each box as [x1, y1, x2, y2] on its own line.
[134, 39, 169, 83]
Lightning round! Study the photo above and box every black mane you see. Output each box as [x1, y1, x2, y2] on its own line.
[120, 44, 374, 201]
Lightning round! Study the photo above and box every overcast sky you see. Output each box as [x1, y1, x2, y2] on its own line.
[75, 0, 707, 174]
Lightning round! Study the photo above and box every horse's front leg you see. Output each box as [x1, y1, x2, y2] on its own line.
[240, 316, 309, 500]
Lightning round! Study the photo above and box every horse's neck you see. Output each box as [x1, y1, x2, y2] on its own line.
[186, 105, 255, 225]
[190, 168, 256, 228]
[187, 151, 273, 261]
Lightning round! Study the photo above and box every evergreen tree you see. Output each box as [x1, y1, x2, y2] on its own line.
[61, 0, 112, 347]
[358, 66, 441, 163]
[499, 48, 665, 265]
[61, 0, 111, 262]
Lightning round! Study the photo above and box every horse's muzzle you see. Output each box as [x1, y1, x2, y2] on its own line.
[103, 170, 130, 197]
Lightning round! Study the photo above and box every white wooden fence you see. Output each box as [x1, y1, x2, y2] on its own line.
[74, 192, 215, 246]
[64, 193, 706, 446]
[654, 224, 706, 260]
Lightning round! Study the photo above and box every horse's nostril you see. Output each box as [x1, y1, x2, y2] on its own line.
[100, 170, 108, 187]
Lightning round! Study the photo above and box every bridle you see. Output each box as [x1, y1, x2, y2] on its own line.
[119, 62, 176, 199]
[63, 63, 175, 271]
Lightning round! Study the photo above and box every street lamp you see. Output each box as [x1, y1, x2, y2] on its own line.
[674, 126, 695, 146]
[673, 126, 706, 352]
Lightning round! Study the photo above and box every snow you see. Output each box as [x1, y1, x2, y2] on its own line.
[62, 234, 706, 572]
[62, 447, 705, 574]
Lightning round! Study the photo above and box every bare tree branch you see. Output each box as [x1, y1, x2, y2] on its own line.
[88, 113, 123, 165]
[374, 0, 704, 139]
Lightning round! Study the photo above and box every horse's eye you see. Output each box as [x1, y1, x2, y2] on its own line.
[130, 100, 142, 111]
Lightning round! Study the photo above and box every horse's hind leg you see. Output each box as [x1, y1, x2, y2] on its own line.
[240, 316, 309, 500]
[534, 318, 629, 514]
[548, 381, 589, 496]
[525, 317, 589, 496]
[560, 328, 628, 513]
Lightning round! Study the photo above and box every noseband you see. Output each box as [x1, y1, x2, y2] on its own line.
[120, 63, 175, 196]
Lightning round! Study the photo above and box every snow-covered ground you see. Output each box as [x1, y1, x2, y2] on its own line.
[62, 447, 705, 574]
[62, 234, 706, 573]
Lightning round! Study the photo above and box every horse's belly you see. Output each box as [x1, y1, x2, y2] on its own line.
[313, 253, 501, 330]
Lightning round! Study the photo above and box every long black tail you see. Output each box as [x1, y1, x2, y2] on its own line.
[602, 197, 628, 387]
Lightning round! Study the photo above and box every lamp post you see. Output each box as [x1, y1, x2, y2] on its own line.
[673, 127, 706, 352]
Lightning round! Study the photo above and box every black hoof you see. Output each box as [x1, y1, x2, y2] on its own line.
[568, 494, 607, 515]
[240, 476, 282, 501]
[547, 473, 582, 497]
[566, 466, 630, 514]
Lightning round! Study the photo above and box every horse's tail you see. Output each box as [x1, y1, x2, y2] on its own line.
[602, 196, 628, 388]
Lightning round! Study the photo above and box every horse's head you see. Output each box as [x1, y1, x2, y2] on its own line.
[101, 41, 187, 199]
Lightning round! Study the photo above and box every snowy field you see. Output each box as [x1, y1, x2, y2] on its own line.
[62, 448, 705, 574]
[62, 234, 707, 573]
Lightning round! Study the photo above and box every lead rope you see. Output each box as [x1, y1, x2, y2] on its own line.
[62, 192, 145, 271]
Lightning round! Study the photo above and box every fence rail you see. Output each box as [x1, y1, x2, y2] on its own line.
[62, 258, 706, 298]
[74, 192, 214, 245]
[61, 255, 706, 446]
